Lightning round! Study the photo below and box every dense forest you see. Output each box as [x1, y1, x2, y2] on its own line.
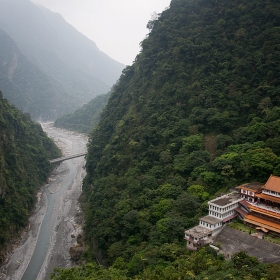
[54, 92, 110, 134]
[51, 249, 280, 279]
[53, 0, 280, 278]
[0, 91, 61, 263]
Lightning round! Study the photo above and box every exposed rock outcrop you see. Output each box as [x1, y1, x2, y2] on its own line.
[69, 244, 84, 261]
[69, 231, 84, 261]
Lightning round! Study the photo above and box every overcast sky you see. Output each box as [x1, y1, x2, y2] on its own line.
[31, 0, 171, 65]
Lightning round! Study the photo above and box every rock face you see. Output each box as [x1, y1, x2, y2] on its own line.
[69, 244, 84, 261]
[0, 1, 125, 120]
[77, 234, 83, 246]
[0, 251, 7, 265]
[69, 233, 84, 261]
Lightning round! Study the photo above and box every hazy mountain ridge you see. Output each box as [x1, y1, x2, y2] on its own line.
[36, 5, 124, 87]
[0, 0, 124, 120]
[0, 28, 64, 120]
[54, 92, 111, 134]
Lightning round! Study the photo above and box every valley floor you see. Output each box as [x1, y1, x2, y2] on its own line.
[0, 123, 87, 280]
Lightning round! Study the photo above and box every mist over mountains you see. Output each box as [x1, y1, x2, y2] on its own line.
[0, 0, 124, 120]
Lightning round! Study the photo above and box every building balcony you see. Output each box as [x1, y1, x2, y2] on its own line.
[248, 201, 280, 216]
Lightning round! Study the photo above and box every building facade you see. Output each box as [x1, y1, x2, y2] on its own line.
[185, 175, 280, 250]
[238, 175, 280, 235]
[184, 192, 242, 250]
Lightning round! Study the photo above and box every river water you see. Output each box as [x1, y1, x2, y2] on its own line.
[1, 123, 87, 280]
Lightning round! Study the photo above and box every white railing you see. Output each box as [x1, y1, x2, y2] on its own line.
[263, 190, 280, 198]
[248, 201, 280, 215]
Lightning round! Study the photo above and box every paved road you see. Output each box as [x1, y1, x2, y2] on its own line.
[215, 226, 280, 263]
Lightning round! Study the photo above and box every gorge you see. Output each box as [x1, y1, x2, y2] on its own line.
[2, 123, 87, 280]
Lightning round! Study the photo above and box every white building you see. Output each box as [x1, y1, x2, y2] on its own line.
[185, 175, 280, 250]
[184, 191, 242, 249]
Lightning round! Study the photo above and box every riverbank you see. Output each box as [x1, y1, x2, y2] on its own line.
[1, 123, 87, 280]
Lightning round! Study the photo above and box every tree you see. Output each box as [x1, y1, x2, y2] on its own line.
[188, 185, 210, 201]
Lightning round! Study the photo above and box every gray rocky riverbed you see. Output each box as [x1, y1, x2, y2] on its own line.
[1, 123, 87, 280]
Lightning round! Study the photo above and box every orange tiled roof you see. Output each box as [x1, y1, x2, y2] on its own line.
[255, 193, 280, 204]
[236, 186, 259, 193]
[263, 174, 280, 192]
[239, 199, 250, 208]
[235, 207, 248, 217]
[249, 204, 280, 219]
[236, 183, 263, 192]
[244, 214, 280, 233]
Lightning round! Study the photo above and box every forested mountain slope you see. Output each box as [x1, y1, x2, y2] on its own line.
[0, 0, 124, 120]
[55, 0, 280, 278]
[0, 92, 61, 263]
[54, 92, 110, 134]
[0, 29, 64, 120]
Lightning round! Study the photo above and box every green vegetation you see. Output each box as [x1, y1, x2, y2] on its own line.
[54, 92, 110, 134]
[0, 92, 61, 262]
[264, 235, 280, 245]
[54, 0, 280, 278]
[51, 249, 279, 279]
[228, 220, 257, 234]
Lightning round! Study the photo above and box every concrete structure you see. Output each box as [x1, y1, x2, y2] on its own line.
[49, 152, 86, 164]
[184, 226, 212, 250]
[236, 182, 263, 203]
[215, 226, 280, 263]
[185, 175, 280, 250]
[184, 192, 242, 250]
[238, 175, 280, 235]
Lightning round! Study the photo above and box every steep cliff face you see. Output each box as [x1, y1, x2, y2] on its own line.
[0, 28, 62, 120]
[81, 0, 280, 276]
[0, 0, 124, 120]
[0, 91, 61, 262]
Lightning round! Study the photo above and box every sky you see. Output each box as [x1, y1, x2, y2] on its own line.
[31, 0, 171, 65]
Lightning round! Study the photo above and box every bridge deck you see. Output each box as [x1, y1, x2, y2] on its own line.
[50, 152, 86, 164]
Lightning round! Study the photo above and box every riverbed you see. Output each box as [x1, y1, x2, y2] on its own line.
[1, 123, 87, 280]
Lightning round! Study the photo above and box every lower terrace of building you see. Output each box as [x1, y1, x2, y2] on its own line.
[245, 193, 280, 216]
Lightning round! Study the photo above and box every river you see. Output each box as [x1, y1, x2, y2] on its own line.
[1, 123, 87, 280]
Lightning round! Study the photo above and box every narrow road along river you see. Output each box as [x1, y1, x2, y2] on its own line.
[2, 123, 87, 280]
